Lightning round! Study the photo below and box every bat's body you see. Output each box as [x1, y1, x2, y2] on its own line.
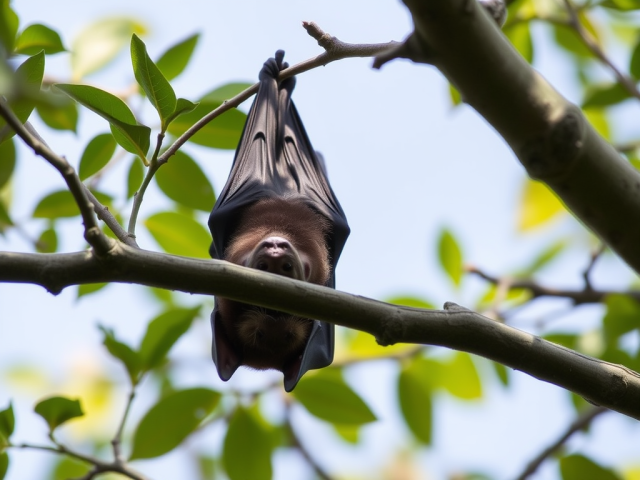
[208, 51, 350, 391]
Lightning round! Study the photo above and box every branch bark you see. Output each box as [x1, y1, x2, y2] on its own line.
[2, 246, 640, 421]
[374, 0, 640, 275]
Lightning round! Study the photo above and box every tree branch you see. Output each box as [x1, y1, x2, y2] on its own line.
[466, 266, 640, 304]
[1, 246, 640, 420]
[515, 406, 608, 480]
[0, 101, 115, 255]
[374, 0, 640, 276]
[157, 22, 397, 165]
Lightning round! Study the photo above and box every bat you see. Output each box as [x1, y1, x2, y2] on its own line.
[208, 50, 350, 391]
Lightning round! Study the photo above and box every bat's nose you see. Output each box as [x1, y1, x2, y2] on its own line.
[260, 236, 291, 254]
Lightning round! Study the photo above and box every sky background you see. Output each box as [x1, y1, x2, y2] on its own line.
[1, 1, 639, 479]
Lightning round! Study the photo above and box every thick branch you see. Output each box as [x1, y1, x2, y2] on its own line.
[376, 0, 640, 275]
[158, 22, 397, 164]
[2, 246, 640, 420]
[0, 102, 114, 255]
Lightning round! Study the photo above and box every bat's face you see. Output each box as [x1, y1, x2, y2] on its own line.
[212, 198, 330, 378]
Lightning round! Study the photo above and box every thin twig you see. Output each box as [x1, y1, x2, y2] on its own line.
[582, 243, 605, 291]
[112, 389, 136, 463]
[515, 406, 608, 480]
[562, 0, 640, 101]
[157, 21, 397, 165]
[467, 266, 640, 304]
[0, 102, 114, 255]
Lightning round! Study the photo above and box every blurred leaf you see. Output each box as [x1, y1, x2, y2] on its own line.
[147, 287, 175, 305]
[544, 333, 578, 351]
[54, 84, 150, 161]
[15, 24, 65, 55]
[138, 307, 200, 370]
[50, 456, 91, 480]
[34, 396, 83, 432]
[294, 370, 376, 425]
[0, 201, 12, 233]
[36, 93, 78, 132]
[518, 179, 565, 231]
[130, 388, 220, 460]
[33, 190, 78, 219]
[560, 454, 622, 480]
[630, 36, 640, 79]
[333, 424, 360, 444]
[223, 406, 273, 480]
[0, 403, 14, 441]
[607, 0, 640, 10]
[71, 17, 146, 80]
[449, 83, 461, 106]
[438, 228, 463, 287]
[127, 157, 144, 198]
[0, 51, 45, 144]
[130, 34, 176, 130]
[504, 22, 533, 63]
[167, 84, 249, 150]
[603, 294, 640, 345]
[77, 283, 107, 299]
[99, 325, 142, 384]
[440, 352, 482, 400]
[78, 133, 117, 180]
[493, 362, 509, 386]
[345, 330, 419, 359]
[398, 359, 433, 444]
[0, 138, 15, 189]
[36, 227, 57, 253]
[0, 452, 7, 480]
[582, 83, 631, 108]
[156, 33, 199, 81]
[518, 240, 566, 276]
[583, 107, 611, 141]
[155, 150, 215, 211]
[387, 296, 435, 309]
[144, 211, 211, 258]
[197, 455, 216, 480]
[0, 1, 19, 53]
[553, 12, 600, 59]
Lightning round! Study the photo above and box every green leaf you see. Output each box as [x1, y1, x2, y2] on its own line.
[386, 296, 435, 309]
[504, 22, 533, 63]
[50, 456, 91, 480]
[606, 0, 640, 10]
[0, 403, 14, 441]
[33, 190, 79, 219]
[0, 1, 19, 54]
[71, 17, 146, 80]
[440, 352, 482, 400]
[155, 150, 215, 211]
[78, 133, 117, 180]
[36, 93, 78, 132]
[99, 325, 142, 384]
[166, 84, 249, 150]
[398, 359, 433, 444]
[156, 33, 199, 81]
[138, 307, 200, 370]
[518, 240, 567, 276]
[0, 138, 15, 189]
[34, 396, 83, 432]
[518, 179, 565, 231]
[15, 24, 65, 55]
[127, 157, 144, 198]
[294, 370, 376, 425]
[164, 97, 197, 127]
[603, 294, 640, 345]
[144, 211, 211, 258]
[0, 452, 7, 480]
[493, 361, 509, 386]
[77, 283, 107, 299]
[582, 83, 631, 108]
[449, 83, 461, 107]
[560, 454, 622, 480]
[130, 388, 220, 460]
[0, 200, 12, 233]
[54, 84, 150, 161]
[583, 107, 611, 141]
[36, 227, 57, 253]
[0, 51, 45, 144]
[437, 228, 463, 287]
[333, 424, 360, 444]
[223, 406, 273, 480]
[130, 34, 176, 130]
[631, 37, 640, 79]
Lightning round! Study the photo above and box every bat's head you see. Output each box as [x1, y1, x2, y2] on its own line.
[211, 300, 332, 391]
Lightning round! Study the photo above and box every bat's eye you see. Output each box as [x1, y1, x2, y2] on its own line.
[282, 262, 293, 272]
[256, 261, 268, 271]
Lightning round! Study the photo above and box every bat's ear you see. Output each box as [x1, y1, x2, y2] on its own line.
[210, 309, 240, 381]
[282, 320, 334, 392]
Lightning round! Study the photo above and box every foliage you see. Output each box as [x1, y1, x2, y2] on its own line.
[1, 1, 640, 480]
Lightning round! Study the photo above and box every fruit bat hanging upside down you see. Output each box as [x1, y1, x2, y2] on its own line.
[208, 51, 350, 391]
